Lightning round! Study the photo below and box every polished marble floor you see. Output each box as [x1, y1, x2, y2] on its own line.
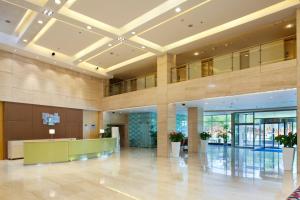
[0, 145, 298, 200]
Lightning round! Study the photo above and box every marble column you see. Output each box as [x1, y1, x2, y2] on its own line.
[0, 102, 3, 160]
[297, 9, 300, 172]
[188, 107, 203, 154]
[156, 54, 176, 157]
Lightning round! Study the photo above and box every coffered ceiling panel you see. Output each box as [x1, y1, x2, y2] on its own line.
[87, 44, 146, 68]
[69, 0, 167, 28]
[0, 1, 27, 35]
[35, 20, 102, 56]
[139, 0, 283, 46]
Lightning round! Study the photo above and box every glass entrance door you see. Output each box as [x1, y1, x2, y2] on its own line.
[264, 123, 283, 148]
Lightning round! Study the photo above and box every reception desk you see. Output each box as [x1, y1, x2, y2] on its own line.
[24, 138, 116, 165]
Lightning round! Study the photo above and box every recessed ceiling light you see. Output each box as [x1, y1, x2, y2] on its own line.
[43, 9, 54, 17]
[54, 0, 61, 5]
[38, 20, 43, 24]
[14, 49, 17, 52]
[86, 25, 92, 30]
[108, 43, 112, 47]
[244, 54, 249, 57]
[224, 43, 229, 47]
[117, 36, 125, 41]
[141, 46, 146, 49]
[131, 31, 136, 35]
[79, 59, 82, 62]
[23, 39, 28, 43]
[175, 7, 181, 13]
[194, 52, 199, 56]
[285, 23, 294, 29]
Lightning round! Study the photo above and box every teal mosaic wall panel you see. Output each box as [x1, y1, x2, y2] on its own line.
[177, 114, 188, 136]
[128, 112, 157, 148]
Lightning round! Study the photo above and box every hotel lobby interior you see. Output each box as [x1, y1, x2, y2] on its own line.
[1, 0, 300, 199]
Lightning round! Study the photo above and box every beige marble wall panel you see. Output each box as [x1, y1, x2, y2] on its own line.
[167, 59, 297, 103]
[0, 50, 102, 110]
[101, 87, 157, 111]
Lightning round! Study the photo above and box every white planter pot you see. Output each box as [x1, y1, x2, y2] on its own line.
[171, 142, 181, 157]
[283, 147, 295, 171]
[200, 140, 209, 153]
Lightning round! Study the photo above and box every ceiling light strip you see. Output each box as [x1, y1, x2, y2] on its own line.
[85, 43, 122, 62]
[14, 10, 36, 36]
[31, 18, 56, 43]
[164, 0, 299, 50]
[137, 0, 211, 36]
[129, 36, 164, 52]
[120, 0, 188, 34]
[105, 52, 155, 72]
[74, 37, 113, 60]
[78, 62, 106, 73]
[59, 7, 121, 35]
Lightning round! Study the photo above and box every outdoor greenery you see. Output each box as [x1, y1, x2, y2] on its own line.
[169, 131, 185, 142]
[199, 132, 211, 140]
[275, 132, 297, 148]
[218, 124, 231, 144]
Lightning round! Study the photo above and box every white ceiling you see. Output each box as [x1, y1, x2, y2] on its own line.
[109, 89, 297, 114]
[35, 20, 101, 56]
[140, 0, 283, 45]
[0, 0, 299, 78]
[0, 1, 27, 35]
[70, 0, 167, 28]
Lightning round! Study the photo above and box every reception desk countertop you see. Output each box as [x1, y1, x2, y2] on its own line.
[24, 138, 116, 165]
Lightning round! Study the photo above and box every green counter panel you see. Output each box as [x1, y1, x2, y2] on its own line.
[23, 138, 117, 165]
[24, 141, 69, 165]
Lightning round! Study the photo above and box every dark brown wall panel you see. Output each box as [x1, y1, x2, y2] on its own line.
[3, 102, 83, 158]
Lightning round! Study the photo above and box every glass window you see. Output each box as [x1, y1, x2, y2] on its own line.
[236, 112, 253, 124]
[188, 61, 201, 79]
[201, 59, 213, 77]
[145, 74, 156, 88]
[240, 50, 250, 69]
[204, 114, 231, 144]
[213, 54, 232, 75]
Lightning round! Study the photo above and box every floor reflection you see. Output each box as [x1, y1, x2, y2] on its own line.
[196, 144, 297, 180]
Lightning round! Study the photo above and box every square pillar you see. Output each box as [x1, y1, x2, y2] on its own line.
[157, 103, 176, 156]
[156, 54, 176, 157]
[188, 107, 203, 154]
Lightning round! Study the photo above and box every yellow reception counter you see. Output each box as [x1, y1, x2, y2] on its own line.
[23, 138, 116, 165]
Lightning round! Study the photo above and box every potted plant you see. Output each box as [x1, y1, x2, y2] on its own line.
[218, 124, 230, 145]
[169, 131, 184, 157]
[275, 132, 297, 171]
[199, 132, 211, 152]
[218, 132, 229, 144]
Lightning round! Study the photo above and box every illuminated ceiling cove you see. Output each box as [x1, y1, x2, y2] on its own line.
[0, 0, 299, 78]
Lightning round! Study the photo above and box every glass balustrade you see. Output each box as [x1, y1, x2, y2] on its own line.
[105, 36, 296, 96]
[104, 73, 157, 97]
[171, 36, 296, 83]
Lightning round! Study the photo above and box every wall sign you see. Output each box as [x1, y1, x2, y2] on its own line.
[42, 113, 60, 126]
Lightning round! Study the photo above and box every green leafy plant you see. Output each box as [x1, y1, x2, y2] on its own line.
[169, 131, 185, 142]
[218, 133, 229, 144]
[102, 125, 112, 138]
[218, 124, 231, 144]
[199, 132, 211, 140]
[275, 132, 297, 148]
